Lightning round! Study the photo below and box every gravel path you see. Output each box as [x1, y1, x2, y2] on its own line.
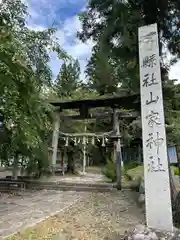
[50, 191, 144, 240]
[39, 173, 110, 184]
[0, 190, 88, 238]
[0, 172, 144, 239]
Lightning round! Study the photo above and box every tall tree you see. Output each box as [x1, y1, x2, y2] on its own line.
[0, 0, 66, 177]
[55, 59, 81, 98]
[86, 44, 120, 95]
[78, 0, 180, 91]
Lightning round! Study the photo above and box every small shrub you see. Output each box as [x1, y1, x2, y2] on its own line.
[125, 165, 144, 184]
[124, 172, 132, 181]
[129, 176, 142, 192]
[124, 160, 141, 171]
[102, 160, 116, 182]
[174, 167, 180, 176]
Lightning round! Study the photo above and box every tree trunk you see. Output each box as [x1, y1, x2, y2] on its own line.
[169, 166, 177, 201]
[12, 154, 19, 180]
[169, 167, 180, 226]
[20, 156, 25, 176]
[37, 159, 43, 179]
[172, 190, 180, 226]
[67, 152, 75, 174]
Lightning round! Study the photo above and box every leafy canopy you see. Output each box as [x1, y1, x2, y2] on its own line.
[0, 0, 67, 171]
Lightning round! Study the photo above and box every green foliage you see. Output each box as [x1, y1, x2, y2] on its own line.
[0, 0, 68, 175]
[174, 167, 180, 176]
[79, 0, 180, 69]
[102, 160, 116, 182]
[124, 160, 141, 171]
[123, 161, 142, 183]
[102, 159, 140, 183]
[2, 0, 180, 177]
[85, 44, 120, 95]
[126, 165, 144, 181]
[55, 59, 81, 98]
[78, 0, 180, 94]
[77, 0, 180, 149]
[25, 144, 50, 177]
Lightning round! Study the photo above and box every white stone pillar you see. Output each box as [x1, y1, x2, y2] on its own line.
[138, 23, 173, 231]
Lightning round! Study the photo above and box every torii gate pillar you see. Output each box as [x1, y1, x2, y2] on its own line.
[51, 112, 60, 174]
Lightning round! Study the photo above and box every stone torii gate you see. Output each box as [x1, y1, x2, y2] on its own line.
[50, 94, 140, 187]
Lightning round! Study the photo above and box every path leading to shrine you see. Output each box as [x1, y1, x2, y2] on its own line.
[0, 190, 86, 238]
[0, 171, 144, 239]
[50, 191, 144, 240]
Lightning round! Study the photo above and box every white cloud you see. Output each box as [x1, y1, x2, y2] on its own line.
[26, 1, 93, 81]
[169, 61, 180, 82]
[27, 24, 46, 31]
[66, 40, 93, 59]
[63, 16, 82, 37]
[165, 50, 180, 82]
[48, 15, 94, 80]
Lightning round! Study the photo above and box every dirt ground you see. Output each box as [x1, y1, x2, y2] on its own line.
[3, 191, 144, 240]
[0, 190, 88, 238]
[0, 169, 144, 240]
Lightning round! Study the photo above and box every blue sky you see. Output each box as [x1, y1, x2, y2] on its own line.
[25, 0, 180, 82]
[25, 0, 93, 80]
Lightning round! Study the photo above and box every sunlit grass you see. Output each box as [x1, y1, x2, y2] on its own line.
[4, 216, 62, 240]
[126, 165, 144, 180]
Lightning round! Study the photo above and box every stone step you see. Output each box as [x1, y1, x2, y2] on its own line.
[27, 183, 117, 192]
[26, 181, 114, 188]
[0, 180, 131, 193]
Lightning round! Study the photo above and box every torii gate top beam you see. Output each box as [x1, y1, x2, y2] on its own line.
[59, 110, 139, 121]
[50, 94, 140, 116]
